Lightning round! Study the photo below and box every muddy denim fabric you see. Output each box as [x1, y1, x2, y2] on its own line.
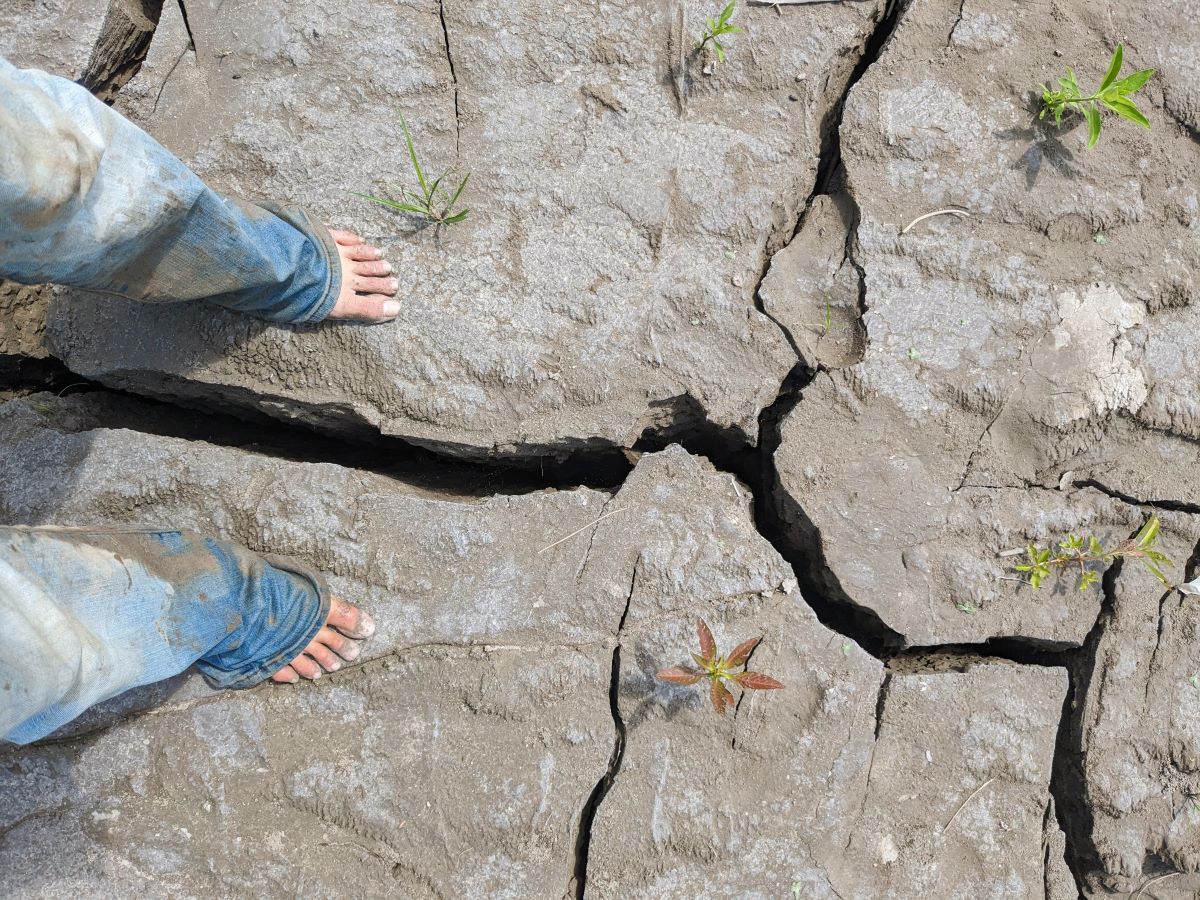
[0, 56, 341, 323]
[0, 528, 330, 745]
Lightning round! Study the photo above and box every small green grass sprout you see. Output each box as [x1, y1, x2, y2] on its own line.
[697, 1, 743, 63]
[1014, 516, 1171, 591]
[1039, 44, 1154, 148]
[353, 115, 469, 227]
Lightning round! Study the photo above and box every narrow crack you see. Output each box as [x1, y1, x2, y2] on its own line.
[1073, 478, 1200, 516]
[437, 0, 462, 155]
[945, 0, 966, 49]
[175, 0, 195, 52]
[568, 556, 637, 898]
[841, 672, 890, 851]
[729, 636, 762, 748]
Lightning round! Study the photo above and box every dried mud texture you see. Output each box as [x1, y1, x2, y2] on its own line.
[1070, 518, 1200, 896]
[44, 0, 896, 460]
[587, 641, 1073, 897]
[840, 664, 1072, 899]
[770, 0, 1200, 647]
[0, 0, 108, 77]
[0, 282, 52, 382]
[0, 394, 793, 896]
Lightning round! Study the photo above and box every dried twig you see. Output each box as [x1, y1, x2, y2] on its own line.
[901, 208, 972, 235]
[942, 777, 996, 833]
[1129, 872, 1178, 900]
[537, 508, 629, 554]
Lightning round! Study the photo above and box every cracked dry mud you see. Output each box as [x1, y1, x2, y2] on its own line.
[2, 0, 1200, 896]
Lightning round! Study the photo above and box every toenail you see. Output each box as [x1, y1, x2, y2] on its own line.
[359, 612, 376, 638]
[311, 669, 322, 680]
[382, 301, 401, 317]
[329, 660, 341, 672]
[387, 278, 399, 292]
[343, 641, 361, 661]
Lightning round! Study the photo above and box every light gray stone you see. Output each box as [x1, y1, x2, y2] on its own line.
[770, 0, 1200, 646]
[44, 0, 899, 459]
[838, 663, 1069, 899]
[0, 0, 107, 78]
[1073, 517, 1200, 895]
[0, 394, 797, 896]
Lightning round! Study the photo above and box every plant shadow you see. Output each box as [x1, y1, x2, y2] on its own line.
[622, 642, 706, 733]
[992, 91, 1083, 190]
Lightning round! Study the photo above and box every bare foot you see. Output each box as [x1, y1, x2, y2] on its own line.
[270, 596, 376, 683]
[326, 228, 401, 323]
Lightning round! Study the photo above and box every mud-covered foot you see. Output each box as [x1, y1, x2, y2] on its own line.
[326, 228, 401, 323]
[270, 596, 376, 683]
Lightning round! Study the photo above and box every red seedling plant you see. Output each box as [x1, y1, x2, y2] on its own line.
[657, 618, 784, 713]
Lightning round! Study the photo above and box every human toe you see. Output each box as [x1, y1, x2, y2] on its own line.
[289, 654, 323, 680]
[327, 596, 376, 640]
[352, 259, 392, 277]
[271, 664, 301, 684]
[330, 228, 363, 246]
[351, 275, 399, 295]
[302, 639, 341, 673]
[344, 242, 385, 261]
[313, 626, 362, 662]
[328, 294, 401, 323]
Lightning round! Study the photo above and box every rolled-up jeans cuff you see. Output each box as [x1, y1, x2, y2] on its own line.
[252, 202, 342, 324]
[196, 553, 332, 689]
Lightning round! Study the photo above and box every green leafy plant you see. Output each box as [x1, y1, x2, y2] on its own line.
[657, 618, 784, 713]
[1039, 44, 1154, 148]
[353, 115, 469, 226]
[1014, 516, 1171, 591]
[697, 1, 743, 63]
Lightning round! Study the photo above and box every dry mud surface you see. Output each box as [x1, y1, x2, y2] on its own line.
[3, 0, 1200, 896]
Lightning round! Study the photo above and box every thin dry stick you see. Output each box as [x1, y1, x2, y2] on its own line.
[942, 777, 996, 833]
[537, 508, 629, 554]
[901, 208, 972, 235]
[1130, 872, 1178, 900]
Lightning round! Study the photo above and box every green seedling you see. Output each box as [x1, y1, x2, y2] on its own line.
[1039, 44, 1154, 148]
[697, 1, 743, 63]
[1014, 516, 1171, 591]
[657, 618, 784, 714]
[803, 297, 847, 337]
[353, 115, 469, 226]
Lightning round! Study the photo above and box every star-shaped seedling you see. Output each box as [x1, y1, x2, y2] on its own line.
[656, 618, 784, 713]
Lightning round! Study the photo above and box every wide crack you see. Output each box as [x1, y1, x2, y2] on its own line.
[1, 0, 1152, 891]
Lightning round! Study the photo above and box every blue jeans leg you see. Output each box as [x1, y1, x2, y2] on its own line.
[0, 55, 341, 324]
[0, 527, 330, 745]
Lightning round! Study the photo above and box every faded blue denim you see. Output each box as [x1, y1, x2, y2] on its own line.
[0, 56, 346, 744]
[0, 55, 341, 323]
[0, 528, 330, 745]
